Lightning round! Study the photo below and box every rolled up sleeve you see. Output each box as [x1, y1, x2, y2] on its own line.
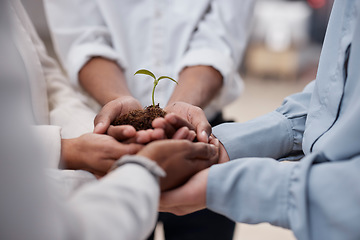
[176, 0, 254, 111]
[43, 0, 127, 86]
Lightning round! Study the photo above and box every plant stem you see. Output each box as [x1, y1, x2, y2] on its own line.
[152, 82, 157, 107]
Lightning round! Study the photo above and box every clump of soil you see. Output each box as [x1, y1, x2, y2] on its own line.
[112, 104, 166, 131]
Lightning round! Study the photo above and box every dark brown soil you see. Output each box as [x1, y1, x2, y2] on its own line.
[112, 104, 166, 131]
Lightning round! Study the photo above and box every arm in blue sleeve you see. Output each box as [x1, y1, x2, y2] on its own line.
[213, 81, 315, 160]
[207, 153, 360, 240]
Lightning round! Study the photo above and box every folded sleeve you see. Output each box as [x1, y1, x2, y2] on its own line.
[176, 0, 254, 110]
[213, 81, 314, 161]
[43, 0, 127, 86]
[32, 125, 62, 168]
[207, 153, 360, 240]
[24, 8, 97, 138]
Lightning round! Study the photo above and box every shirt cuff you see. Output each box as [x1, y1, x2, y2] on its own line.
[67, 43, 128, 87]
[32, 125, 62, 168]
[213, 111, 296, 160]
[175, 48, 243, 120]
[207, 158, 297, 228]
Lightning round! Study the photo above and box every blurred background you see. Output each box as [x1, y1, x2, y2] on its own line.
[22, 0, 334, 239]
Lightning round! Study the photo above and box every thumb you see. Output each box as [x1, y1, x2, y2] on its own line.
[94, 121, 108, 134]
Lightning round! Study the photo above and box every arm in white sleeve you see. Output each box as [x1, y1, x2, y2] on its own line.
[43, 0, 127, 85]
[1, 2, 159, 238]
[176, 0, 255, 107]
[213, 81, 315, 160]
[21, 5, 97, 138]
[207, 153, 360, 240]
[66, 164, 160, 240]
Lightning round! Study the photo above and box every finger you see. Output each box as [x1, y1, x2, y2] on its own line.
[209, 137, 219, 148]
[151, 128, 166, 141]
[183, 109, 211, 143]
[94, 101, 123, 134]
[112, 143, 144, 159]
[152, 117, 177, 138]
[86, 159, 116, 176]
[186, 142, 218, 160]
[195, 123, 211, 143]
[164, 113, 195, 131]
[135, 130, 152, 144]
[172, 127, 190, 140]
[107, 125, 137, 141]
[187, 130, 196, 142]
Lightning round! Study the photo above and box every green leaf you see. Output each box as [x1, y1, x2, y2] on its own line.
[134, 69, 156, 81]
[158, 76, 178, 84]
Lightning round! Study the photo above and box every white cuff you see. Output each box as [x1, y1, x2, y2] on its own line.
[32, 125, 62, 168]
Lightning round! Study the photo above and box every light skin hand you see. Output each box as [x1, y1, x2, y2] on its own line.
[159, 168, 209, 216]
[60, 133, 143, 176]
[137, 138, 219, 191]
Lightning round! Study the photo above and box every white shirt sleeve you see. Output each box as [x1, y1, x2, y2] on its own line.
[176, 0, 255, 112]
[43, 0, 128, 87]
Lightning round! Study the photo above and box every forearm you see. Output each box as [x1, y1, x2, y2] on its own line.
[167, 66, 223, 109]
[79, 57, 132, 105]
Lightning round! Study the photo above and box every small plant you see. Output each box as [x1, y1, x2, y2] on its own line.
[134, 69, 178, 108]
[112, 69, 177, 131]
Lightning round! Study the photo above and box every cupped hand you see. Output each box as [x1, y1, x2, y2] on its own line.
[93, 96, 142, 134]
[61, 133, 143, 176]
[164, 102, 211, 143]
[137, 138, 219, 191]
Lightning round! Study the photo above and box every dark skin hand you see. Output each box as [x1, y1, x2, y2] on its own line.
[137, 138, 220, 192]
[60, 133, 143, 176]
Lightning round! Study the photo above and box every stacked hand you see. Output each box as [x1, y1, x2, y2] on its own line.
[62, 98, 227, 211]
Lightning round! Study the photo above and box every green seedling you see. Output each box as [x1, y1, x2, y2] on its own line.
[134, 69, 178, 108]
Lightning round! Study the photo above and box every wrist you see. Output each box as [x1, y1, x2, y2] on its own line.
[60, 138, 82, 170]
[169, 66, 223, 108]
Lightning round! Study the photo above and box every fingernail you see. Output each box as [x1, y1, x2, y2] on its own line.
[210, 144, 217, 153]
[202, 131, 209, 141]
[169, 116, 177, 124]
[124, 128, 132, 136]
[94, 122, 104, 133]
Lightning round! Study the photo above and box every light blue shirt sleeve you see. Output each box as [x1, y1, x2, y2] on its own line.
[213, 81, 314, 161]
[207, 153, 360, 240]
